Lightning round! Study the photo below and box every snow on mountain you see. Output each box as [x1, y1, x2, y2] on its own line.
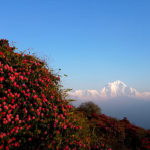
[66, 90, 101, 101]
[66, 80, 150, 101]
[99, 80, 127, 97]
[141, 92, 150, 99]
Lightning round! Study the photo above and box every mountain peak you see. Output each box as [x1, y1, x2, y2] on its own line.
[111, 80, 127, 86]
[100, 80, 128, 97]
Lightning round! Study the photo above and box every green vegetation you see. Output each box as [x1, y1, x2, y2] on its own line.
[0, 39, 150, 150]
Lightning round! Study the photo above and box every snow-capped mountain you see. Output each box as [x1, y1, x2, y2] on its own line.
[65, 80, 150, 101]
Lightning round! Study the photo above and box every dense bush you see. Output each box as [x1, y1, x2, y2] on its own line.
[0, 39, 111, 150]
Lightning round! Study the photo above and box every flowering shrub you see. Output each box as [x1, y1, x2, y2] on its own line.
[0, 39, 111, 150]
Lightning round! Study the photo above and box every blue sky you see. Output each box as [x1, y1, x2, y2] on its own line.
[1, 0, 150, 93]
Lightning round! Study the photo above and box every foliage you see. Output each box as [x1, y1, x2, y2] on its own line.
[75, 101, 102, 116]
[0, 39, 111, 150]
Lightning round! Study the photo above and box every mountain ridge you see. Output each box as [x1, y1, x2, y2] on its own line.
[66, 80, 150, 101]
